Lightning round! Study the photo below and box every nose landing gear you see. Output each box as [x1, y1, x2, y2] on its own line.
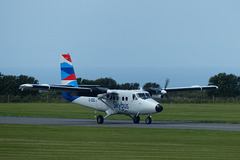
[145, 116, 152, 124]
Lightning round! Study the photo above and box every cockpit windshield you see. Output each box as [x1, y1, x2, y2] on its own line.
[137, 93, 151, 99]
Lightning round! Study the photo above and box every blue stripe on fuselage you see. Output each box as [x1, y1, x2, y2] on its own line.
[62, 92, 79, 102]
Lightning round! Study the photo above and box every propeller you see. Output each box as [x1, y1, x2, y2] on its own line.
[161, 78, 172, 103]
[160, 78, 169, 94]
[164, 78, 169, 89]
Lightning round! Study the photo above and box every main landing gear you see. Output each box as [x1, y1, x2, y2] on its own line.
[133, 115, 140, 124]
[131, 115, 152, 124]
[96, 114, 152, 124]
[97, 115, 104, 124]
[145, 116, 152, 124]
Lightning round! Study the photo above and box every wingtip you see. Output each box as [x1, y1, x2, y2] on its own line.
[19, 84, 33, 91]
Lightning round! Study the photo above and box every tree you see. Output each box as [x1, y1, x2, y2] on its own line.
[119, 83, 139, 90]
[77, 77, 139, 89]
[0, 73, 39, 96]
[95, 78, 118, 89]
[77, 77, 118, 89]
[207, 73, 240, 97]
[143, 82, 160, 90]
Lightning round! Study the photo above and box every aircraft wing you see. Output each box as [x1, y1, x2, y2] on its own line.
[165, 85, 218, 92]
[19, 84, 108, 97]
[146, 85, 218, 95]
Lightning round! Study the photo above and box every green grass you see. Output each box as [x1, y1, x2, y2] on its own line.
[0, 124, 240, 160]
[1, 103, 240, 123]
[158, 103, 240, 123]
[0, 103, 93, 119]
[1, 103, 240, 159]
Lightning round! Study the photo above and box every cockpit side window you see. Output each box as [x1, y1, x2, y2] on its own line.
[132, 94, 138, 100]
[137, 93, 151, 99]
[145, 93, 151, 99]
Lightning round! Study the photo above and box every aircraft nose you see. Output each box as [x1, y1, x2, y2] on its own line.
[155, 104, 163, 112]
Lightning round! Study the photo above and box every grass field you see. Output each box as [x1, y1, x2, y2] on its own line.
[1, 103, 240, 159]
[0, 103, 240, 123]
[1, 124, 240, 160]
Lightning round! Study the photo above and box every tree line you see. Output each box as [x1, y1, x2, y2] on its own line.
[1, 72, 240, 103]
[0, 72, 38, 96]
[77, 73, 240, 99]
[77, 77, 140, 90]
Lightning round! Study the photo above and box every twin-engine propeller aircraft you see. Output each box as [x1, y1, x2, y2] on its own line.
[20, 53, 218, 124]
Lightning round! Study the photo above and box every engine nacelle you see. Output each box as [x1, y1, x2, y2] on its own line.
[151, 94, 164, 99]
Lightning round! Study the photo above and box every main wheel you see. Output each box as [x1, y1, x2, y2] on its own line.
[97, 115, 104, 124]
[145, 117, 152, 124]
[133, 115, 140, 124]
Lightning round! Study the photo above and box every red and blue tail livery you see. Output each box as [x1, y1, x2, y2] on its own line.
[60, 53, 78, 87]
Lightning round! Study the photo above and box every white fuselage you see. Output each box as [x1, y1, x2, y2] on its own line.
[71, 90, 161, 116]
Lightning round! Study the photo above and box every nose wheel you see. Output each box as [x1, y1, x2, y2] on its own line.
[145, 116, 152, 124]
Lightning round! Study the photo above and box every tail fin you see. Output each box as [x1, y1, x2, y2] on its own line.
[60, 53, 78, 87]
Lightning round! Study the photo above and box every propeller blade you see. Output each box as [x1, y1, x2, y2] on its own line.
[164, 78, 169, 89]
[162, 78, 172, 103]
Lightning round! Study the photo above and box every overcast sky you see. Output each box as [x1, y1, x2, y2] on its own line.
[1, 0, 240, 87]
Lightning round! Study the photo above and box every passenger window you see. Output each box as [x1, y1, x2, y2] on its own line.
[126, 97, 128, 101]
[122, 96, 124, 101]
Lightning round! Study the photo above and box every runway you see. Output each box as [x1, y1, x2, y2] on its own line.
[1, 116, 240, 131]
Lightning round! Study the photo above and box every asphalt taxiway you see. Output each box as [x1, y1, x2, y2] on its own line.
[0, 116, 240, 131]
